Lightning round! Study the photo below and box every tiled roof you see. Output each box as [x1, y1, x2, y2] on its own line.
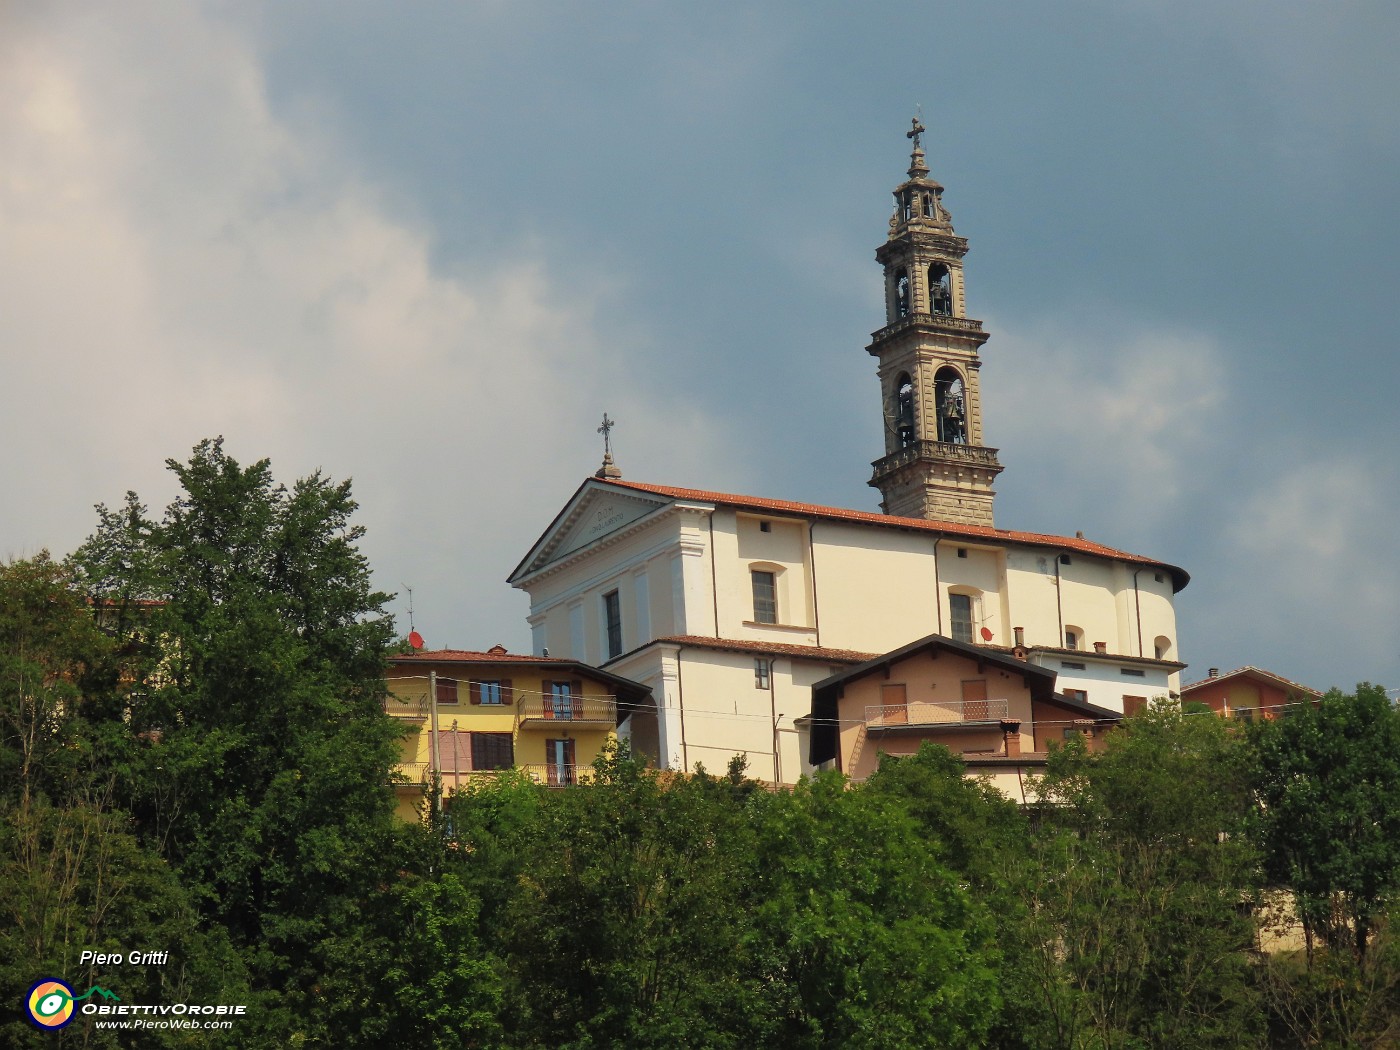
[1181, 665, 1321, 698]
[651, 635, 877, 664]
[601, 478, 1189, 590]
[390, 648, 577, 665]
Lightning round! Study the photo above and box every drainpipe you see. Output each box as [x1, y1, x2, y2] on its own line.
[1054, 552, 1065, 648]
[428, 670, 442, 820]
[1132, 568, 1144, 658]
[807, 521, 822, 647]
[932, 534, 944, 635]
[676, 645, 689, 771]
[707, 514, 720, 637]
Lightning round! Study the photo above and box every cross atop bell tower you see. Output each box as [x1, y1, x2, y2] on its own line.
[868, 119, 1003, 526]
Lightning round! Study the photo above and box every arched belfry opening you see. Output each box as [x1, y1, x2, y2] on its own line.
[894, 268, 910, 319]
[894, 373, 916, 448]
[929, 262, 952, 316]
[934, 367, 967, 445]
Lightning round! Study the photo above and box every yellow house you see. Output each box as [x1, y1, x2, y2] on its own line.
[383, 644, 652, 820]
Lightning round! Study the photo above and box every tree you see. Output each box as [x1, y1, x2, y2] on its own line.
[1248, 684, 1400, 968]
[71, 439, 406, 1042]
[1031, 702, 1264, 1049]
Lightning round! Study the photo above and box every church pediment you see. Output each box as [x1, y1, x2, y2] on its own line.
[509, 481, 671, 583]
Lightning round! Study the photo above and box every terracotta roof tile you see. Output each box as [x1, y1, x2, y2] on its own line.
[601, 479, 1189, 590]
[390, 649, 577, 665]
[612, 635, 877, 665]
[1181, 665, 1321, 697]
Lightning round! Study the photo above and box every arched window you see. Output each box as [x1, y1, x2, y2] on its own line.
[894, 269, 910, 319]
[1064, 626, 1083, 651]
[929, 262, 952, 316]
[922, 193, 933, 217]
[1154, 635, 1173, 661]
[933, 367, 967, 444]
[894, 373, 915, 448]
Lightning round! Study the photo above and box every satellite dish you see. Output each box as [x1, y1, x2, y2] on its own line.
[980, 627, 994, 642]
[408, 630, 424, 650]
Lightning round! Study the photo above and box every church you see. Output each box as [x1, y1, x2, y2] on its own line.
[508, 122, 1188, 784]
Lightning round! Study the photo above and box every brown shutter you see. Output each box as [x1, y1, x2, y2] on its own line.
[570, 679, 582, 696]
[469, 679, 481, 705]
[501, 679, 513, 705]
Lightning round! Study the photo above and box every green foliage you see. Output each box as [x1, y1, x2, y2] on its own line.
[1248, 684, 1400, 968]
[1030, 702, 1264, 1049]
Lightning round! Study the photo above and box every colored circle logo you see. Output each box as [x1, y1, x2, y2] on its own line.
[26, 978, 76, 1030]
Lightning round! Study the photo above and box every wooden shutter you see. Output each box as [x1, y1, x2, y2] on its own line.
[961, 679, 989, 720]
[501, 678, 513, 705]
[880, 683, 908, 725]
[469, 679, 481, 705]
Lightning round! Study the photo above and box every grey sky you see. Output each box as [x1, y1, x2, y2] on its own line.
[2, 2, 1396, 693]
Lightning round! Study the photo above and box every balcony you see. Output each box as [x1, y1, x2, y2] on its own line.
[516, 696, 617, 729]
[384, 694, 429, 720]
[872, 439, 1003, 477]
[390, 760, 431, 784]
[520, 763, 593, 788]
[865, 698, 1010, 730]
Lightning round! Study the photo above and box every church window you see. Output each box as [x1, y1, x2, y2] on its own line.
[922, 193, 933, 217]
[933, 367, 967, 444]
[751, 570, 777, 624]
[901, 191, 913, 222]
[754, 658, 770, 689]
[1059, 555, 1073, 566]
[603, 590, 622, 660]
[894, 374, 915, 448]
[929, 263, 952, 316]
[949, 592, 975, 644]
[759, 521, 771, 533]
[957, 547, 968, 558]
[1064, 627, 1081, 650]
[1154, 635, 1173, 661]
[894, 269, 910, 318]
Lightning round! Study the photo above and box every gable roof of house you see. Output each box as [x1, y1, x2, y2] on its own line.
[388, 648, 653, 704]
[604, 634, 878, 668]
[1180, 665, 1321, 699]
[808, 633, 1063, 766]
[509, 476, 1190, 590]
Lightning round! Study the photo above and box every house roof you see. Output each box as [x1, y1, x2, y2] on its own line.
[1180, 665, 1321, 699]
[387, 648, 652, 704]
[808, 633, 1062, 766]
[515, 477, 1189, 591]
[605, 634, 878, 668]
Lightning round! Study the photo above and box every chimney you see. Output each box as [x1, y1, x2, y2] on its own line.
[1208, 668, 1219, 679]
[1094, 641, 1107, 654]
[1000, 719, 1022, 758]
[1013, 626, 1025, 648]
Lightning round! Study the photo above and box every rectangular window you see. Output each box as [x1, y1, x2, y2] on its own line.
[751, 570, 777, 624]
[949, 593, 974, 644]
[1122, 696, 1147, 717]
[470, 678, 511, 705]
[603, 590, 622, 660]
[1061, 661, 1086, 671]
[754, 658, 770, 689]
[470, 732, 514, 771]
[1064, 688, 1089, 702]
[1120, 668, 1146, 678]
[1063, 727, 1085, 739]
[436, 677, 459, 704]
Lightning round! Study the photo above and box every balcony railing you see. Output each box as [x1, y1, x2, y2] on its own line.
[866, 698, 1010, 728]
[872, 440, 1003, 477]
[390, 761, 432, 784]
[520, 763, 593, 787]
[384, 694, 429, 719]
[516, 696, 617, 728]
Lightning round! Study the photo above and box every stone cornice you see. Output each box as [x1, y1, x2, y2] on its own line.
[867, 313, 988, 353]
[516, 500, 708, 588]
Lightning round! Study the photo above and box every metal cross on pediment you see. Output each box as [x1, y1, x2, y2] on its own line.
[597, 413, 616, 458]
[907, 115, 926, 150]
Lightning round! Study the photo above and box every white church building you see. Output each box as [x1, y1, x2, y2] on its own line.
[508, 123, 1188, 783]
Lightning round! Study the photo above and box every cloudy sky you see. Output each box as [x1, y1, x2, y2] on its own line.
[3, 2, 1396, 693]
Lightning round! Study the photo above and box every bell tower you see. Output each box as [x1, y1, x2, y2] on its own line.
[868, 118, 1003, 526]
